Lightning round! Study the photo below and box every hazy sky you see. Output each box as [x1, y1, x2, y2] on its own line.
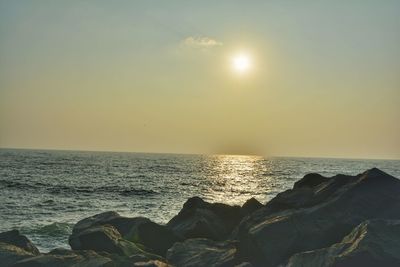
[1, 1, 399, 159]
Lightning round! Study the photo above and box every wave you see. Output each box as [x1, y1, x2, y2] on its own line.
[0, 179, 38, 190]
[119, 188, 158, 196]
[1, 179, 159, 197]
[23, 222, 73, 237]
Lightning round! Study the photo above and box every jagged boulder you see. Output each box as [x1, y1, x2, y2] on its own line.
[234, 168, 400, 266]
[69, 224, 161, 261]
[70, 211, 180, 256]
[127, 219, 181, 257]
[167, 197, 243, 240]
[70, 224, 123, 253]
[0, 230, 40, 267]
[293, 173, 329, 189]
[0, 242, 36, 267]
[12, 248, 114, 267]
[0, 230, 39, 255]
[241, 198, 263, 216]
[286, 219, 400, 267]
[166, 238, 241, 267]
[71, 211, 121, 233]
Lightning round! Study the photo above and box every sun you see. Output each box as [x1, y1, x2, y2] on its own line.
[232, 53, 251, 73]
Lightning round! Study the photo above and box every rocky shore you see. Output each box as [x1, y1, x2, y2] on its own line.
[1, 168, 400, 267]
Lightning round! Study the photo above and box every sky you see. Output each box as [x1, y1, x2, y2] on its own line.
[0, 0, 399, 159]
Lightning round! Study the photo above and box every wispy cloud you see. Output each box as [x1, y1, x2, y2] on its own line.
[181, 36, 223, 49]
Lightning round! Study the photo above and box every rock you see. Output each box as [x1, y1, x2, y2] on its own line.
[167, 197, 242, 240]
[129, 254, 152, 263]
[166, 238, 241, 267]
[0, 230, 40, 267]
[263, 187, 315, 212]
[234, 262, 253, 267]
[263, 173, 353, 214]
[286, 219, 400, 267]
[12, 248, 168, 267]
[71, 211, 121, 234]
[293, 173, 329, 189]
[133, 260, 172, 267]
[127, 219, 181, 257]
[0, 242, 36, 267]
[70, 224, 123, 253]
[0, 230, 40, 255]
[70, 211, 179, 256]
[234, 168, 400, 266]
[69, 224, 161, 260]
[11, 248, 115, 267]
[241, 198, 263, 216]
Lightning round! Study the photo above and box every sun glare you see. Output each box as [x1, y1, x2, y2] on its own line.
[232, 53, 251, 74]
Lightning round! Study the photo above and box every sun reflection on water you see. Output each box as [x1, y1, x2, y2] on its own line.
[200, 154, 269, 205]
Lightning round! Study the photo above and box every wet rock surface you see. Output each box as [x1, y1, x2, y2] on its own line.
[286, 219, 400, 267]
[0, 230, 40, 255]
[70, 211, 180, 257]
[233, 168, 400, 266]
[166, 238, 241, 267]
[166, 197, 244, 241]
[0, 242, 36, 267]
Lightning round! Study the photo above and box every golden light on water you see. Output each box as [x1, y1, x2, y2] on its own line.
[205, 154, 266, 205]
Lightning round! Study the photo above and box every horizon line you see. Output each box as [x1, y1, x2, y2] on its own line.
[0, 146, 399, 161]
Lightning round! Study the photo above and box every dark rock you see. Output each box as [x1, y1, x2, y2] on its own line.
[11, 248, 114, 267]
[69, 224, 161, 260]
[129, 253, 152, 263]
[12, 247, 169, 267]
[234, 262, 253, 267]
[71, 211, 121, 234]
[286, 219, 400, 267]
[263, 187, 315, 212]
[166, 238, 241, 267]
[293, 173, 329, 189]
[241, 198, 263, 216]
[133, 260, 172, 267]
[167, 197, 242, 240]
[127, 219, 180, 257]
[0, 230, 40, 267]
[0, 230, 40, 255]
[263, 173, 352, 214]
[70, 224, 122, 253]
[234, 168, 400, 266]
[0, 242, 36, 267]
[70, 211, 179, 256]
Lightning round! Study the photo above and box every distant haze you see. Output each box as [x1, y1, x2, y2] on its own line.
[0, 1, 399, 159]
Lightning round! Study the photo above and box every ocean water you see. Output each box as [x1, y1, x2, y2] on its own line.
[1, 148, 399, 252]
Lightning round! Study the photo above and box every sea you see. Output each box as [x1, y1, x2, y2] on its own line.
[1, 148, 399, 252]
